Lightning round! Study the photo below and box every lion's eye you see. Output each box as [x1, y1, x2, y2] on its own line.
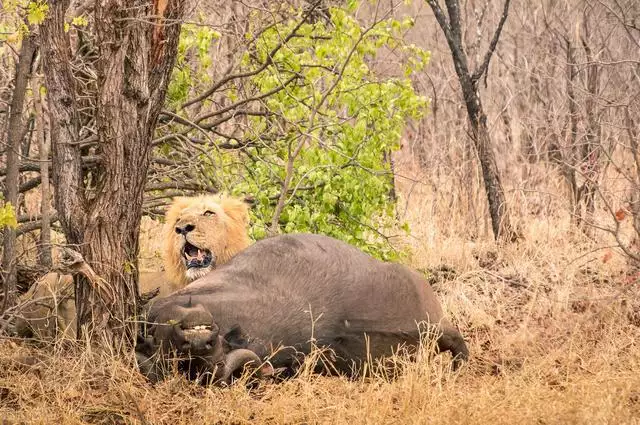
[203, 210, 216, 217]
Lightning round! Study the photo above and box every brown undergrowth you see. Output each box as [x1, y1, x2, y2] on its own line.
[3, 157, 640, 424]
[2, 225, 639, 424]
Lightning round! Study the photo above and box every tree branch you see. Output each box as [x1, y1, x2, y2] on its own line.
[471, 0, 511, 83]
[426, 1, 452, 40]
[444, 0, 463, 46]
[144, 181, 217, 192]
[180, 0, 321, 109]
[194, 75, 297, 126]
[426, 0, 473, 81]
[19, 176, 42, 193]
[54, 248, 115, 305]
[15, 213, 60, 237]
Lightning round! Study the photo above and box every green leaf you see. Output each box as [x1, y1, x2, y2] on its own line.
[0, 201, 18, 229]
[27, 1, 49, 25]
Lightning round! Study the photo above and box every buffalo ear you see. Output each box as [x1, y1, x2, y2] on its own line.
[259, 363, 277, 377]
[224, 325, 249, 350]
[135, 334, 156, 357]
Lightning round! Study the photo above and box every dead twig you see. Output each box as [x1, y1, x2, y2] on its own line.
[54, 248, 116, 305]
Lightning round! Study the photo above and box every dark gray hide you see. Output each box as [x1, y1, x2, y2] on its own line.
[136, 302, 264, 384]
[142, 233, 468, 380]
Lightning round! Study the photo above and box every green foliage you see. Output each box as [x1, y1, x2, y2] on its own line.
[167, 21, 220, 108]
[208, 4, 429, 261]
[162, 2, 429, 260]
[26, 0, 48, 25]
[65, 14, 88, 33]
[0, 199, 18, 230]
[0, 0, 44, 42]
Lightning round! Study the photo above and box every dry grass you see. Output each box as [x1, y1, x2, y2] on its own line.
[3, 158, 640, 424]
[1, 278, 638, 425]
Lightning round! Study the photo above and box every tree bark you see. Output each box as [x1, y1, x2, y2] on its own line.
[1, 32, 36, 310]
[426, 0, 516, 241]
[39, 0, 186, 346]
[564, 38, 580, 225]
[580, 33, 600, 228]
[33, 72, 53, 268]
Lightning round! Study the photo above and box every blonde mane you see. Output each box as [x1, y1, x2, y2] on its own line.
[163, 194, 251, 286]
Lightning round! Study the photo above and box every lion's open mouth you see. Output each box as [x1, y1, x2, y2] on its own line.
[182, 241, 213, 270]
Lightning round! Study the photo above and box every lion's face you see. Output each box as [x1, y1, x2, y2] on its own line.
[163, 195, 251, 286]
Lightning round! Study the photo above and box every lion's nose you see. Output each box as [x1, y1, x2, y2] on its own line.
[175, 223, 195, 235]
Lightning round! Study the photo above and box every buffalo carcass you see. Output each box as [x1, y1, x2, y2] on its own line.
[138, 233, 468, 382]
[135, 301, 272, 384]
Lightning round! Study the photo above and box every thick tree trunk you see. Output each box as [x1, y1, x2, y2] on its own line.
[1, 33, 36, 309]
[40, 0, 185, 346]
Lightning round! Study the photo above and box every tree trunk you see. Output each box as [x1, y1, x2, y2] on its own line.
[564, 38, 580, 225]
[456, 71, 514, 240]
[426, 0, 516, 241]
[1, 32, 36, 310]
[469, 107, 513, 241]
[33, 73, 52, 268]
[39, 0, 186, 346]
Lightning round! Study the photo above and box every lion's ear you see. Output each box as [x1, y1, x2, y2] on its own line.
[220, 196, 250, 227]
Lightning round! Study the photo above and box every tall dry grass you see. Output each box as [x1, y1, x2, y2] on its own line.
[2, 156, 639, 424]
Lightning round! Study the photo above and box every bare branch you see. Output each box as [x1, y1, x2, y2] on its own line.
[15, 214, 60, 237]
[471, 0, 511, 83]
[180, 1, 321, 109]
[426, 0, 473, 82]
[144, 181, 217, 192]
[19, 176, 42, 193]
[54, 248, 116, 305]
[195, 75, 297, 127]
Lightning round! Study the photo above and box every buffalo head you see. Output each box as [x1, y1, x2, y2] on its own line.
[137, 300, 268, 385]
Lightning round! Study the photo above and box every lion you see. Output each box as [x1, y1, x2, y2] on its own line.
[14, 193, 252, 340]
[14, 272, 76, 339]
[161, 193, 252, 289]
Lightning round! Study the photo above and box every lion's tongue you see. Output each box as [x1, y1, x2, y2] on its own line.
[185, 245, 205, 261]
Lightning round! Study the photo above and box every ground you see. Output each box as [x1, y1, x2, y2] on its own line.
[1, 156, 639, 424]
